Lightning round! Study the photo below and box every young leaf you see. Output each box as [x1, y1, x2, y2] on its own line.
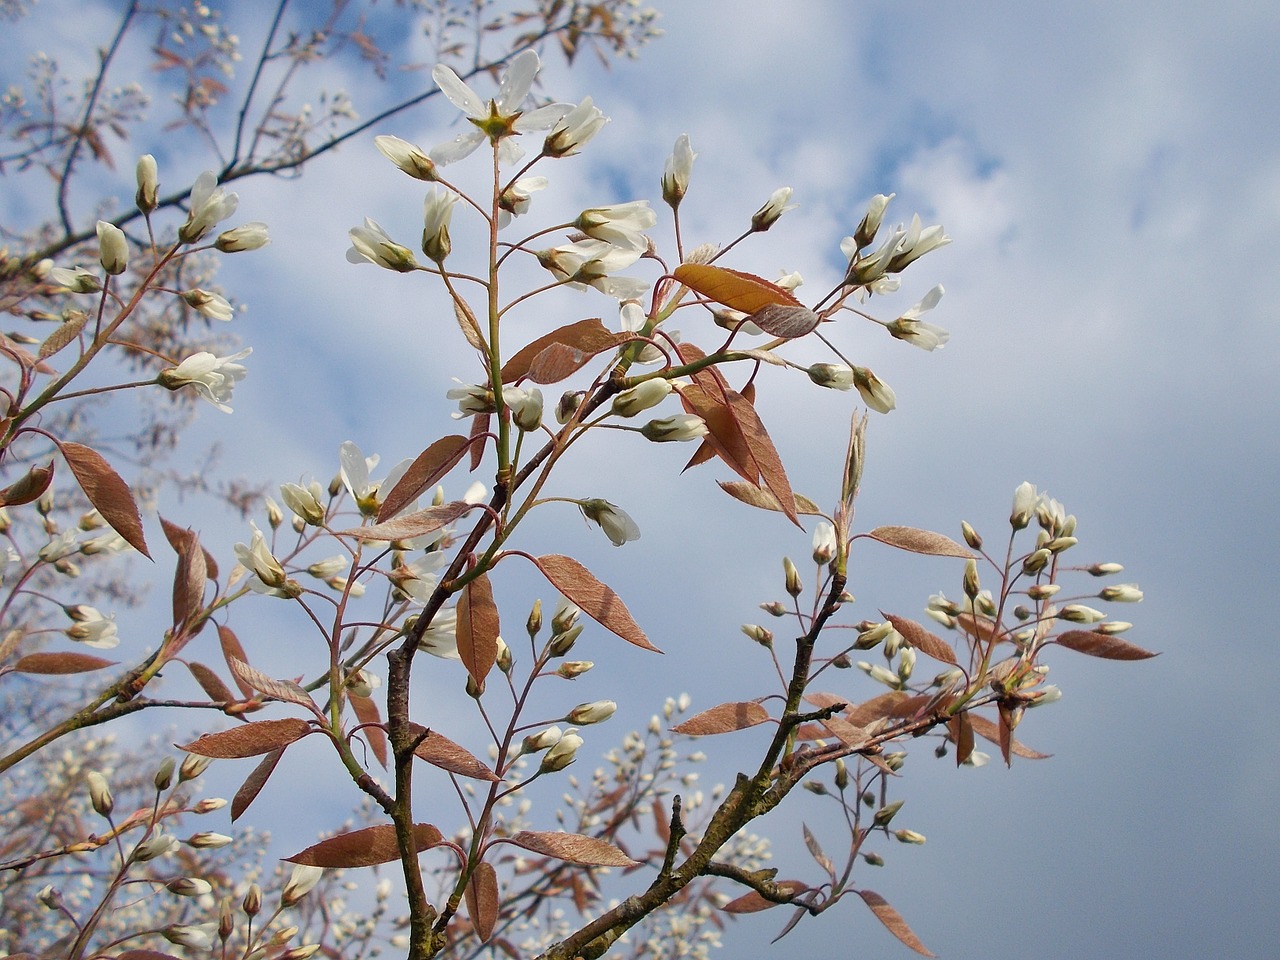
[747, 302, 821, 339]
[186, 661, 234, 703]
[882, 613, 958, 665]
[505, 831, 638, 867]
[819, 716, 868, 747]
[218, 625, 255, 699]
[968, 712, 1051, 759]
[178, 717, 312, 759]
[1055, 629, 1157, 660]
[725, 390, 799, 525]
[863, 525, 972, 558]
[0, 462, 54, 507]
[350, 693, 388, 768]
[533, 554, 658, 652]
[376, 435, 471, 521]
[500, 318, 623, 384]
[228, 655, 316, 710]
[803, 823, 835, 881]
[717, 481, 822, 516]
[38, 311, 89, 359]
[12, 651, 115, 675]
[286, 823, 444, 867]
[671, 701, 770, 736]
[857, 889, 936, 957]
[338, 501, 471, 542]
[465, 861, 500, 943]
[720, 880, 809, 913]
[59, 441, 150, 557]
[409, 722, 499, 781]
[456, 572, 500, 688]
[673, 263, 804, 314]
[162, 519, 206, 636]
[231, 748, 284, 821]
[948, 711, 975, 766]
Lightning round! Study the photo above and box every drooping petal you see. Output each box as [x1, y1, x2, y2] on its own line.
[431, 64, 486, 118]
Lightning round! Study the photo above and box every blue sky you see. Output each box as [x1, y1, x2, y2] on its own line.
[4, 1, 1279, 958]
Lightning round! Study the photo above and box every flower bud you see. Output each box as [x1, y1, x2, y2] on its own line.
[662, 134, 696, 208]
[281, 865, 324, 906]
[539, 730, 584, 773]
[548, 623, 583, 657]
[760, 600, 786, 617]
[134, 833, 177, 862]
[750, 187, 796, 232]
[863, 850, 885, 866]
[567, 700, 617, 725]
[807, 362, 854, 391]
[556, 660, 593, 679]
[187, 831, 234, 849]
[855, 620, 894, 650]
[611, 378, 671, 417]
[1095, 620, 1133, 634]
[520, 726, 562, 755]
[154, 757, 176, 791]
[551, 598, 580, 635]
[1099, 584, 1143, 603]
[86, 770, 113, 816]
[1026, 583, 1060, 600]
[164, 925, 214, 950]
[526, 598, 543, 637]
[1010, 481, 1038, 530]
[219, 894, 235, 941]
[180, 754, 212, 781]
[556, 390, 586, 424]
[894, 829, 926, 845]
[1088, 562, 1124, 576]
[783, 557, 802, 597]
[1045, 535, 1078, 553]
[960, 521, 982, 549]
[853, 193, 893, 250]
[374, 135, 438, 181]
[496, 636, 513, 673]
[503, 385, 543, 432]
[741, 623, 773, 647]
[896, 646, 916, 681]
[962, 559, 981, 600]
[136, 154, 159, 214]
[812, 521, 836, 564]
[1021, 548, 1051, 574]
[347, 668, 377, 698]
[264, 496, 284, 530]
[639, 413, 707, 442]
[834, 757, 849, 790]
[242, 883, 262, 916]
[167, 877, 213, 897]
[873, 799, 904, 827]
[96, 221, 128, 275]
[1059, 604, 1106, 624]
[281, 482, 325, 525]
[215, 222, 270, 252]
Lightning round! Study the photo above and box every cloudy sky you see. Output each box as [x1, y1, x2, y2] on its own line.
[5, 1, 1279, 958]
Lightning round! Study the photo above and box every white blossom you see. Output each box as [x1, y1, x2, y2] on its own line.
[179, 171, 239, 243]
[159, 349, 251, 413]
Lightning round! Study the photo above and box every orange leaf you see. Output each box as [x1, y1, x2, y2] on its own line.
[465, 861, 500, 942]
[863, 525, 971, 558]
[506, 830, 638, 867]
[409, 723, 499, 781]
[60, 442, 150, 557]
[1055, 629, 1157, 660]
[857, 890, 935, 956]
[533, 555, 658, 652]
[377, 436, 471, 522]
[674, 263, 804, 314]
[671, 701, 770, 736]
[178, 717, 312, 759]
[882, 613, 958, 665]
[11, 651, 115, 675]
[456, 572, 500, 688]
[286, 823, 444, 867]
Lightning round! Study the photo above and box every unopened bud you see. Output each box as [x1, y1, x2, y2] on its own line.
[1059, 604, 1106, 624]
[783, 557, 802, 597]
[1045, 536, 1078, 553]
[496, 636, 513, 673]
[567, 699, 617, 725]
[264, 496, 284, 530]
[862, 850, 885, 866]
[527, 598, 543, 637]
[1088, 562, 1124, 576]
[180, 754, 212, 781]
[186, 832, 234, 849]
[520, 726, 562, 755]
[136, 154, 159, 214]
[551, 598, 580, 635]
[556, 390, 586, 424]
[962, 559, 980, 600]
[219, 894, 235, 940]
[242, 883, 262, 916]
[741, 623, 773, 647]
[539, 730, 583, 773]
[1026, 583, 1060, 600]
[960, 521, 982, 549]
[760, 600, 786, 617]
[1095, 620, 1133, 634]
[834, 757, 849, 790]
[133, 833, 177, 861]
[193, 797, 228, 814]
[610, 378, 671, 417]
[154, 757, 176, 791]
[894, 829, 926, 845]
[167, 877, 213, 897]
[281, 865, 324, 906]
[548, 622, 583, 657]
[855, 620, 894, 650]
[883, 751, 907, 772]
[896, 646, 916, 681]
[873, 799, 904, 827]
[803, 780, 828, 795]
[556, 660, 593, 679]
[1099, 584, 1143, 603]
[86, 770, 113, 816]
[1022, 548, 1051, 574]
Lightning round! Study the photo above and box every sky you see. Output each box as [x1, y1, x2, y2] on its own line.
[4, 1, 1280, 958]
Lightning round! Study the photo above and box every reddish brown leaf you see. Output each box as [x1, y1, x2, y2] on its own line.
[819, 716, 868, 747]
[453, 298, 486, 352]
[186, 661, 234, 703]
[162, 519, 206, 636]
[351, 694, 388, 769]
[506, 830, 638, 867]
[955, 612, 1001, 645]
[803, 823, 835, 881]
[845, 691, 912, 727]
[500, 318, 623, 384]
[116, 951, 185, 960]
[218, 625, 254, 699]
[747, 303, 820, 339]
[227, 656, 315, 710]
[883, 613, 958, 665]
[178, 717, 312, 759]
[717, 481, 822, 515]
[231, 748, 284, 821]
[457, 573, 500, 688]
[679, 382, 757, 483]
[409, 723, 499, 781]
[720, 880, 808, 913]
[60, 441, 150, 557]
[803, 691, 850, 711]
[673, 263, 804, 314]
[1055, 629, 1157, 660]
[0, 462, 54, 507]
[671, 701, 770, 736]
[286, 822, 444, 867]
[533, 554, 658, 652]
[725, 390, 798, 525]
[948, 711, 975, 766]
[376, 436, 471, 522]
[857, 889, 935, 956]
[465, 861, 500, 943]
[11, 651, 115, 675]
[468, 412, 490, 471]
[968, 713, 1051, 759]
[338, 501, 472, 542]
[863, 525, 971, 559]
